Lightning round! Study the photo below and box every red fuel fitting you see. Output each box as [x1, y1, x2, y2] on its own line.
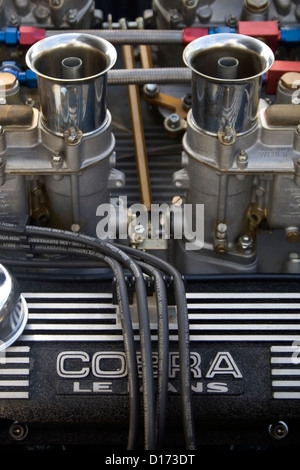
[182, 27, 209, 46]
[237, 21, 280, 51]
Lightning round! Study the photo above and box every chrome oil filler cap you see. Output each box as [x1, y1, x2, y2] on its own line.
[0, 264, 28, 351]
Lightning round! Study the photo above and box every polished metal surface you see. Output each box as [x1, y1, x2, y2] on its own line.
[26, 33, 117, 135]
[0, 264, 28, 351]
[183, 33, 274, 134]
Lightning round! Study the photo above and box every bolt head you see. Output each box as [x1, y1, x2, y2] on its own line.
[67, 9, 78, 21]
[286, 228, 300, 244]
[168, 113, 180, 129]
[246, 0, 269, 9]
[238, 154, 247, 162]
[9, 422, 28, 441]
[144, 83, 159, 97]
[269, 421, 288, 440]
[238, 234, 254, 250]
[51, 154, 63, 169]
[170, 10, 179, 21]
[171, 196, 183, 207]
[134, 224, 145, 234]
[71, 224, 80, 233]
[64, 127, 82, 145]
[226, 14, 238, 27]
[219, 126, 236, 145]
[223, 131, 233, 142]
[217, 223, 227, 234]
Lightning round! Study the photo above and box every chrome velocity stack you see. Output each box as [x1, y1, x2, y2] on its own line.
[183, 33, 274, 135]
[0, 264, 28, 351]
[26, 33, 117, 135]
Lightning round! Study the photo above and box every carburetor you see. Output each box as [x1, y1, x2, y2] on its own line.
[175, 32, 300, 274]
[0, 32, 120, 236]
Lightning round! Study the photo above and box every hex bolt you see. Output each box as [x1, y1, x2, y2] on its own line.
[216, 222, 228, 239]
[136, 17, 144, 29]
[171, 11, 179, 20]
[9, 422, 28, 441]
[237, 150, 249, 169]
[238, 234, 254, 251]
[226, 14, 238, 27]
[269, 421, 288, 440]
[114, 180, 121, 187]
[285, 227, 300, 244]
[215, 223, 228, 254]
[143, 83, 159, 97]
[51, 154, 63, 170]
[246, 0, 269, 9]
[183, 92, 192, 109]
[10, 14, 19, 25]
[67, 9, 78, 21]
[51, 0, 61, 6]
[167, 113, 181, 129]
[25, 97, 35, 107]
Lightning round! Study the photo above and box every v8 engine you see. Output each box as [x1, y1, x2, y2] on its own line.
[0, 0, 300, 454]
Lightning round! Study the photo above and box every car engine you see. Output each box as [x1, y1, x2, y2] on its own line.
[1, 0, 300, 453]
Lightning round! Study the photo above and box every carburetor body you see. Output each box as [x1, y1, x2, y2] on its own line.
[0, 32, 120, 236]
